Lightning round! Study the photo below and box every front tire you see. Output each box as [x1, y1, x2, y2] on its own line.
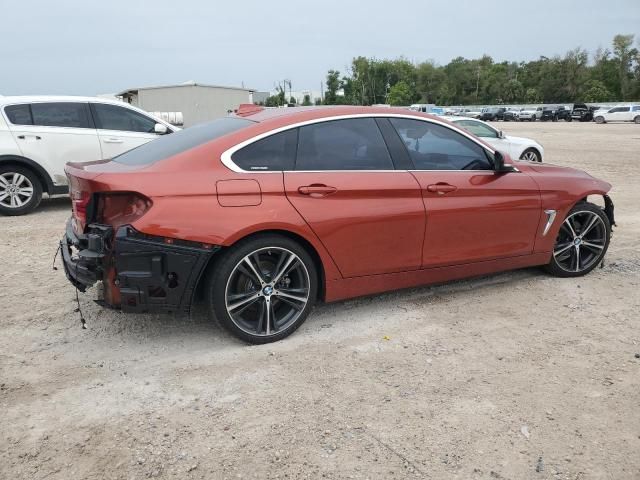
[0, 166, 43, 216]
[595, 116, 605, 124]
[207, 234, 318, 344]
[544, 202, 610, 278]
[520, 148, 542, 162]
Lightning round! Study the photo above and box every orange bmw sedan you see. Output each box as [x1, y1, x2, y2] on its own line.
[60, 106, 615, 343]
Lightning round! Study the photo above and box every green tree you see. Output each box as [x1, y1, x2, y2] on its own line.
[302, 94, 312, 106]
[612, 34, 637, 100]
[524, 88, 542, 104]
[387, 81, 413, 105]
[289, 96, 297, 105]
[582, 80, 613, 102]
[324, 70, 341, 104]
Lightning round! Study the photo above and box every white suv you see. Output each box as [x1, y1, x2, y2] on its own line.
[593, 105, 640, 124]
[0, 96, 176, 215]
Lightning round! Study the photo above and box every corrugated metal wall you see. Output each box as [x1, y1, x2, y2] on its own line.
[137, 86, 252, 127]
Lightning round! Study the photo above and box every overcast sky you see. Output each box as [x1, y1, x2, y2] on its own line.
[1, 0, 638, 96]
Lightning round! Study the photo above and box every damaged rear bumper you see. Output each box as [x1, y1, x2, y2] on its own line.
[60, 219, 219, 313]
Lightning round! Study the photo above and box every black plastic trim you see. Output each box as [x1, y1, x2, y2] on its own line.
[114, 226, 220, 313]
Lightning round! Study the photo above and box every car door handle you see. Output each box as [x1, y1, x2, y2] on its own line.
[17, 135, 41, 140]
[103, 138, 124, 144]
[298, 184, 337, 197]
[426, 183, 457, 194]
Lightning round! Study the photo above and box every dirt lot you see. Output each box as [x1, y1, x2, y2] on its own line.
[1, 121, 639, 480]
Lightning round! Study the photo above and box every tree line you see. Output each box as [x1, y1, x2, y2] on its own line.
[280, 34, 637, 107]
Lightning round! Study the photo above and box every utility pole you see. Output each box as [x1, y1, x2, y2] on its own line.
[475, 67, 481, 101]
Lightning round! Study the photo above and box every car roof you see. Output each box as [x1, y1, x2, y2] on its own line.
[0, 95, 127, 106]
[237, 105, 438, 122]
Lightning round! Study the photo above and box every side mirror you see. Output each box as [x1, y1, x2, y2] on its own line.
[154, 123, 168, 135]
[498, 130, 504, 139]
[493, 150, 518, 173]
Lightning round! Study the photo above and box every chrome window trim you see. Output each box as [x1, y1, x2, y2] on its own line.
[220, 113, 498, 174]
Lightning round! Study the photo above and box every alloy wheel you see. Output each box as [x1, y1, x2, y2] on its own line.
[0, 172, 34, 209]
[553, 210, 607, 273]
[224, 247, 311, 337]
[521, 150, 540, 162]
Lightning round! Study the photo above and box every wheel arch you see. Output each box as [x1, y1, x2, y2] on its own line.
[0, 155, 56, 194]
[195, 228, 332, 304]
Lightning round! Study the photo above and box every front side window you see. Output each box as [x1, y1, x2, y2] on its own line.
[232, 129, 297, 171]
[92, 103, 157, 133]
[296, 118, 394, 171]
[390, 118, 492, 171]
[29, 102, 91, 128]
[454, 120, 498, 138]
[4, 104, 32, 125]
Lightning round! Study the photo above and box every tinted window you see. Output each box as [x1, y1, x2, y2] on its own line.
[454, 120, 498, 138]
[296, 118, 393, 171]
[113, 117, 254, 165]
[92, 103, 157, 133]
[390, 118, 492, 171]
[632, 106, 640, 112]
[5, 104, 33, 125]
[30, 102, 91, 128]
[232, 129, 297, 171]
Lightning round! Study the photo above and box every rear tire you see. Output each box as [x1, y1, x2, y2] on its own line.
[634, 116, 640, 124]
[0, 165, 43, 216]
[207, 234, 318, 344]
[544, 202, 610, 278]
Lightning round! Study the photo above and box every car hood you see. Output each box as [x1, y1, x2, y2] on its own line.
[525, 162, 612, 191]
[504, 135, 536, 146]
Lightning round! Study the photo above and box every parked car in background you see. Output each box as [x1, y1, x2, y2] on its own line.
[480, 107, 506, 121]
[594, 105, 640, 124]
[462, 108, 482, 119]
[570, 103, 594, 122]
[503, 109, 520, 121]
[60, 106, 614, 343]
[517, 107, 537, 121]
[0, 96, 177, 215]
[553, 106, 572, 121]
[540, 106, 557, 122]
[450, 117, 544, 162]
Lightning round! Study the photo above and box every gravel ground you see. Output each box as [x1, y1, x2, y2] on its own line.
[1, 121, 639, 480]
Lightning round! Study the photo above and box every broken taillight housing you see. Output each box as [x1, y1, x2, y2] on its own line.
[71, 190, 91, 231]
[94, 192, 152, 229]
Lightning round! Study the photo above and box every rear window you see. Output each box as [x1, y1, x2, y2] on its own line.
[113, 117, 254, 165]
[5, 104, 32, 125]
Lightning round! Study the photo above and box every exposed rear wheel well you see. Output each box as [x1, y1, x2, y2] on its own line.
[194, 229, 326, 305]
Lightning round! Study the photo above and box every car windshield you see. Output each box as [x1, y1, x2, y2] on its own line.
[113, 117, 255, 165]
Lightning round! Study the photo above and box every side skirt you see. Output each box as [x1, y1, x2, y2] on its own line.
[324, 252, 551, 302]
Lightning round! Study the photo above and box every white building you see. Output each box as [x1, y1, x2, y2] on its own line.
[117, 81, 255, 127]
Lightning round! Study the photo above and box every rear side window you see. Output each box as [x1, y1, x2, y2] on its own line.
[31, 102, 92, 128]
[5, 104, 33, 125]
[113, 117, 254, 165]
[92, 103, 157, 133]
[390, 118, 492, 171]
[232, 129, 297, 171]
[296, 118, 393, 171]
